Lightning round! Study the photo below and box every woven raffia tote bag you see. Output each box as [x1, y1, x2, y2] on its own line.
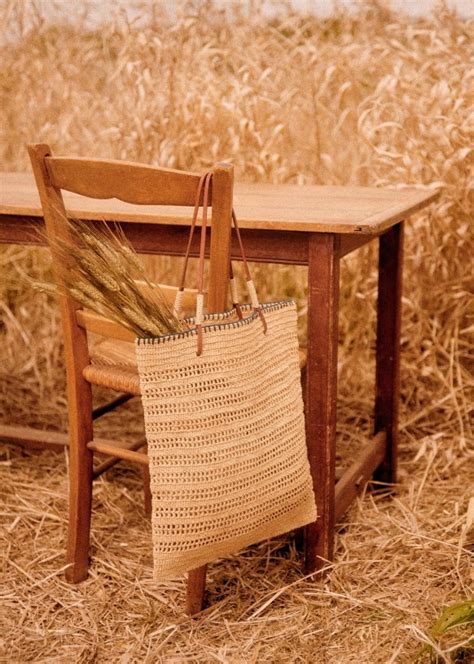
[136, 173, 317, 580]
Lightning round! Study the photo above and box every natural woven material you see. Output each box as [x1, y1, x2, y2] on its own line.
[136, 301, 316, 580]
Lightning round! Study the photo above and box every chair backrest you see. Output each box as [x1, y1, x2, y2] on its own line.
[27, 143, 234, 371]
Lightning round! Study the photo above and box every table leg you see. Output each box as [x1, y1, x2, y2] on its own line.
[304, 234, 340, 573]
[374, 222, 404, 484]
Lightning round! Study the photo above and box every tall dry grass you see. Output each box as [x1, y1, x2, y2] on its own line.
[0, 1, 472, 661]
[1, 0, 472, 439]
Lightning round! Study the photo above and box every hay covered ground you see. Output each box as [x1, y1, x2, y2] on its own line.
[0, 1, 472, 662]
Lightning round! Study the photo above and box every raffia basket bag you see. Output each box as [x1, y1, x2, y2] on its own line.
[136, 172, 317, 579]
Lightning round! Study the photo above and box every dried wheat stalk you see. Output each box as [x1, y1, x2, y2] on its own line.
[35, 218, 184, 338]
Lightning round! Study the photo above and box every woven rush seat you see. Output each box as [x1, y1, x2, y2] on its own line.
[84, 337, 308, 396]
[85, 338, 141, 395]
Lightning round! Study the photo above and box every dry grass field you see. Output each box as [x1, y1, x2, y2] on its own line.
[1, 1, 473, 662]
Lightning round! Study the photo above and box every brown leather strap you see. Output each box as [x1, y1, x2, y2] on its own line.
[232, 209, 252, 281]
[178, 178, 256, 301]
[230, 209, 267, 333]
[195, 172, 212, 355]
[197, 172, 212, 299]
[177, 172, 208, 292]
[229, 260, 243, 319]
[177, 171, 267, 353]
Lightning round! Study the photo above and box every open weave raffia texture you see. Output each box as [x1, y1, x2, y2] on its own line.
[135, 300, 316, 579]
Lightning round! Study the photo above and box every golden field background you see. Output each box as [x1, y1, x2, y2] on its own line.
[1, 1, 472, 662]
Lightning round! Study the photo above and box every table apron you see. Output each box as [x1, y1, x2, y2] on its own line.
[0, 216, 378, 265]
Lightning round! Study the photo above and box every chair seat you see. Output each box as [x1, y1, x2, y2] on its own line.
[84, 337, 307, 396]
[84, 338, 141, 395]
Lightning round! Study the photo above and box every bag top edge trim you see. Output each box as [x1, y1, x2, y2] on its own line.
[136, 300, 295, 346]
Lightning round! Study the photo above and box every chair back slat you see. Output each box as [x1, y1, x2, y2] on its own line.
[75, 309, 135, 342]
[75, 284, 198, 342]
[135, 282, 197, 311]
[45, 156, 207, 206]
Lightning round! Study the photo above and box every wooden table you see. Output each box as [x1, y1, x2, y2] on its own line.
[0, 171, 438, 573]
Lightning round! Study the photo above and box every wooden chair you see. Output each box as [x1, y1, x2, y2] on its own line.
[28, 144, 308, 614]
[27, 143, 240, 615]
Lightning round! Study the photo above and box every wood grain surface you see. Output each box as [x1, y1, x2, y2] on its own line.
[0, 171, 438, 234]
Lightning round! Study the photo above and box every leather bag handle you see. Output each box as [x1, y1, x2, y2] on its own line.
[174, 171, 267, 353]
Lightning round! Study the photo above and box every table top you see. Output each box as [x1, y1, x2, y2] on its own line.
[0, 172, 438, 235]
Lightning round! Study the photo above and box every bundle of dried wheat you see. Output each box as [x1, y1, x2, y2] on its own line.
[36, 218, 184, 338]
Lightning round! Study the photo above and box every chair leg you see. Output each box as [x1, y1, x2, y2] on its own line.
[374, 223, 404, 485]
[65, 377, 94, 584]
[186, 566, 207, 615]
